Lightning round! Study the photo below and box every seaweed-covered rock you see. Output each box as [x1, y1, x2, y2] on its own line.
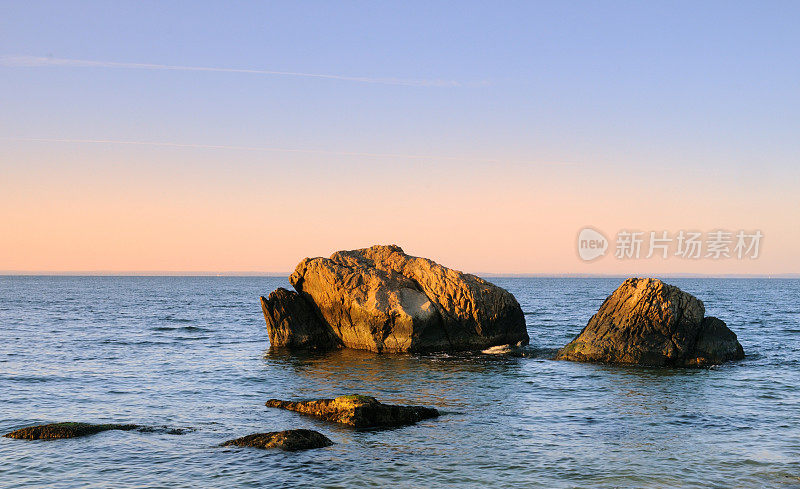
[3, 422, 140, 440]
[265, 394, 439, 428]
[3, 422, 192, 440]
[220, 429, 332, 451]
[555, 278, 745, 367]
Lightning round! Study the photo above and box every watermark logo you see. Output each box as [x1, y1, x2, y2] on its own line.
[577, 228, 762, 261]
[577, 227, 609, 261]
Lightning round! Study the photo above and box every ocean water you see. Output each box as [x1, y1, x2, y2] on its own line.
[1, 276, 799, 488]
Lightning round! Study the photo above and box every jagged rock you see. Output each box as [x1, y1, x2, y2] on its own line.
[555, 278, 745, 367]
[220, 429, 333, 451]
[3, 422, 140, 440]
[260, 288, 340, 350]
[262, 244, 528, 352]
[265, 394, 439, 428]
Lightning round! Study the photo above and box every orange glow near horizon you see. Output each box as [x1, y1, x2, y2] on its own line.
[2, 141, 796, 276]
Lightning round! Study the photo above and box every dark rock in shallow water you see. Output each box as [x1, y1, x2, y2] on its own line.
[260, 288, 341, 350]
[3, 422, 193, 440]
[265, 394, 439, 428]
[3, 422, 140, 440]
[555, 278, 745, 367]
[261, 244, 528, 353]
[220, 429, 332, 451]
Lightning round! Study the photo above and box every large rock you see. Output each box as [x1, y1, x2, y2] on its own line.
[262, 244, 528, 352]
[265, 394, 439, 428]
[555, 278, 745, 367]
[220, 429, 333, 451]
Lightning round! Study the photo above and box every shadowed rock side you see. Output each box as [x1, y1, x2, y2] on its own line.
[3, 422, 140, 440]
[263, 244, 528, 352]
[260, 288, 341, 350]
[265, 394, 439, 428]
[555, 278, 745, 367]
[221, 429, 333, 451]
[691, 316, 746, 366]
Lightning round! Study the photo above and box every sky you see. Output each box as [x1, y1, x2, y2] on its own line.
[1, 1, 799, 275]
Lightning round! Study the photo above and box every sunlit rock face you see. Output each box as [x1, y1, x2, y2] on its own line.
[265, 394, 439, 428]
[262, 245, 528, 353]
[556, 278, 745, 367]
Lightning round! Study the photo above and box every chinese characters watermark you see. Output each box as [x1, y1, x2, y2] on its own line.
[578, 228, 762, 262]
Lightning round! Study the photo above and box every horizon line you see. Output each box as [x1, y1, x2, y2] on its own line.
[2, 271, 798, 279]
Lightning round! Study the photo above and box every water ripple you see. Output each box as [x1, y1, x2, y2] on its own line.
[1, 276, 799, 488]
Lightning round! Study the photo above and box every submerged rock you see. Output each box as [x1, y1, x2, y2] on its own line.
[265, 394, 439, 428]
[220, 429, 333, 451]
[136, 426, 194, 435]
[262, 244, 528, 352]
[3, 422, 192, 440]
[555, 278, 745, 367]
[3, 422, 140, 440]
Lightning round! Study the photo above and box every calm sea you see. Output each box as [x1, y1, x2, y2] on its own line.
[1, 276, 799, 488]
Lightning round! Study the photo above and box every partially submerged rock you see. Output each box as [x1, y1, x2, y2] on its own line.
[262, 245, 528, 352]
[555, 278, 745, 367]
[3, 422, 192, 440]
[136, 426, 194, 435]
[3, 422, 140, 440]
[220, 429, 333, 451]
[265, 394, 439, 428]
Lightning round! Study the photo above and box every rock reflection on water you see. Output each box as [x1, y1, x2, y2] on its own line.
[263, 347, 529, 410]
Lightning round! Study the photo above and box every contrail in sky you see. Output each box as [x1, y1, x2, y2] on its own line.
[3, 137, 575, 166]
[0, 55, 465, 87]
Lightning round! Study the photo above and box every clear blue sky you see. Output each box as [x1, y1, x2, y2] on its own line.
[1, 1, 799, 274]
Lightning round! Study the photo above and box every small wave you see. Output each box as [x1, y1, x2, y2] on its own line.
[152, 325, 209, 332]
[160, 315, 194, 323]
[99, 339, 172, 346]
[172, 336, 211, 341]
[2, 375, 68, 383]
